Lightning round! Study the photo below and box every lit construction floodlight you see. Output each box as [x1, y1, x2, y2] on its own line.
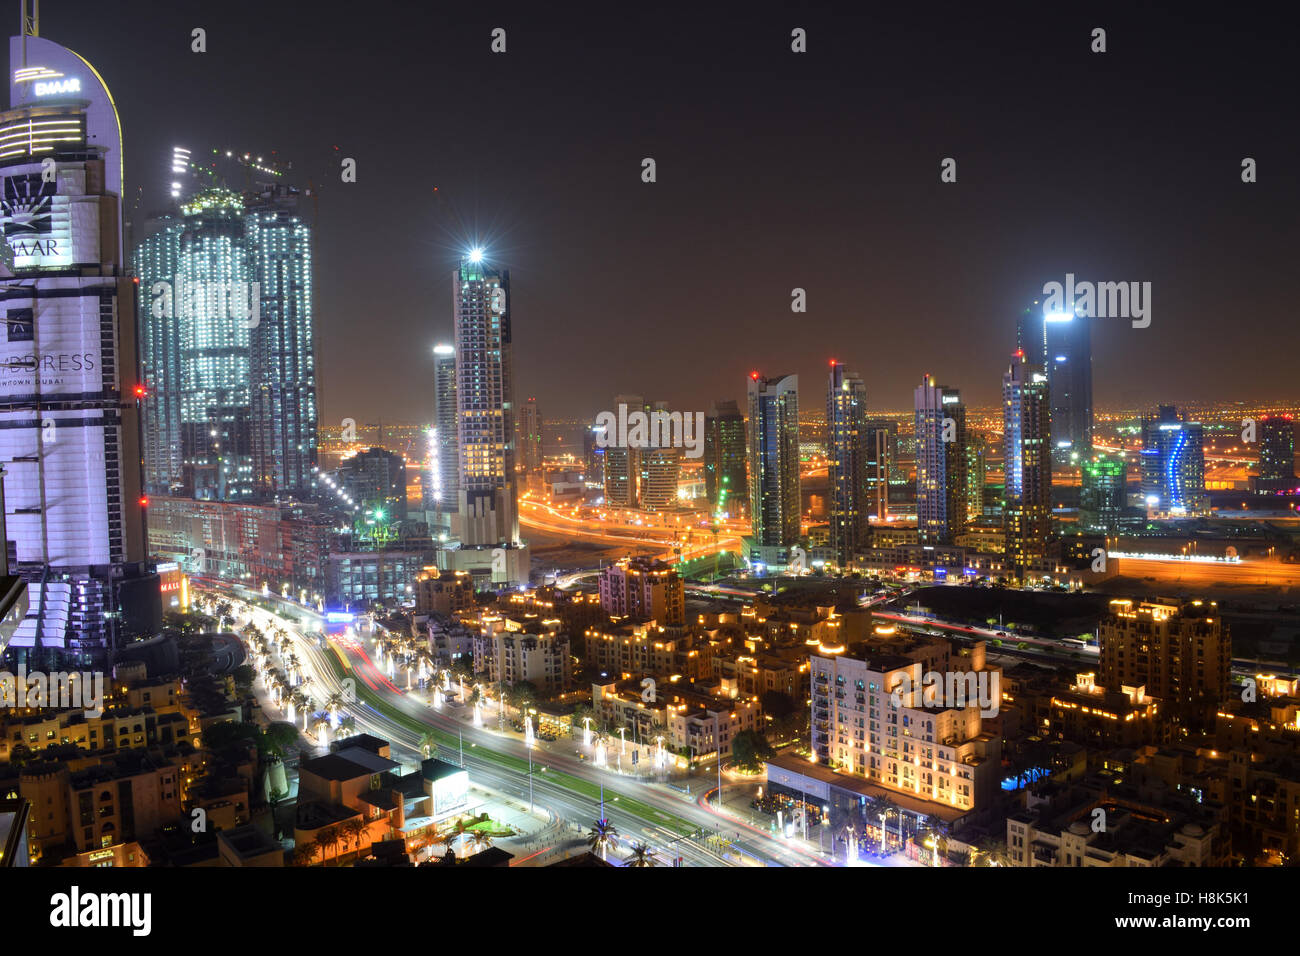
[469, 247, 484, 263]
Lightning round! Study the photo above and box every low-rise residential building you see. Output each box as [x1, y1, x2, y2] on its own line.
[591, 677, 760, 761]
[1006, 773, 1225, 867]
[415, 569, 475, 617]
[598, 557, 685, 626]
[1046, 673, 1169, 749]
[473, 614, 572, 696]
[584, 620, 710, 680]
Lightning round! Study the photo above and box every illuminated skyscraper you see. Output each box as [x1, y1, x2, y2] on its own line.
[583, 422, 605, 491]
[747, 372, 800, 556]
[136, 182, 316, 501]
[826, 362, 868, 566]
[637, 401, 679, 512]
[1258, 415, 1296, 482]
[704, 399, 746, 518]
[519, 395, 542, 484]
[914, 376, 967, 544]
[603, 393, 643, 509]
[640, 447, 680, 512]
[965, 439, 986, 525]
[430, 343, 458, 509]
[864, 417, 896, 521]
[451, 253, 518, 546]
[1003, 353, 1053, 577]
[0, 31, 151, 665]
[1080, 455, 1126, 533]
[245, 183, 316, 500]
[1019, 297, 1093, 465]
[1140, 405, 1205, 515]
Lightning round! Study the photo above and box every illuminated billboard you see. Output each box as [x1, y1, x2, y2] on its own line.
[426, 760, 469, 820]
[0, 166, 101, 271]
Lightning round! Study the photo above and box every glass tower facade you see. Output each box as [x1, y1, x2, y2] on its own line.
[705, 399, 746, 519]
[452, 256, 518, 545]
[1019, 297, 1093, 466]
[136, 184, 316, 501]
[827, 362, 868, 566]
[431, 343, 458, 509]
[914, 376, 967, 544]
[747, 373, 800, 550]
[1080, 455, 1126, 533]
[1140, 405, 1206, 515]
[1003, 353, 1053, 577]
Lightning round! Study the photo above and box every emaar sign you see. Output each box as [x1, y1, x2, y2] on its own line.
[33, 77, 79, 96]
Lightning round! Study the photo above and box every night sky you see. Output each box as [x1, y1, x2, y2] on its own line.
[15, 1, 1299, 422]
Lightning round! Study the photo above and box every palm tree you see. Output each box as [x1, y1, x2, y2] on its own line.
[293, 840, 320, 867]
[625, 842, 656, 867]
[974, 836, 1009, 867]
[865, 795, 898, 852]
[346, 818, 370, 858]
[587, 817, 619, 861]
[316, 825, 341, 866]
[419, 732, 440, 758]
[471, 828, 493, 855]
[335, 819, 366, 862]
[924, 814, 950, 867]
[324, 692, 345, 718]
[337, 715, 357, 738]
[312, 712, 331, 747]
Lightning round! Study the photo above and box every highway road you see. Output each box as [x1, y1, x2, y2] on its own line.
[204, 583, 827, 867]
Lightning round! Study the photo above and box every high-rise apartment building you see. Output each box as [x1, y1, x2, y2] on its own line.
[704, 399, 746, 519]
[582, 422, 605, 491]
[965, 439, 986, 525]
[1002, 353, 1053, 578]
[1258, 415, 1295, 482]
[0, 32, 154, 666]
[914, 376, 967, 544]
[451, 253, 517, 546]
[826, 362, 868, 566]
[636, 400, 680, 512]
[639, 446, 680, 512]
[864, 417, 896, 521]
[1139, 405, 1206, 515]
[746, 373, 800, 559]
[518, 396, 542, 482]
[430, 343, 458, 510]
[602, 393, 643, 509]
[1019, 298, 1093, 465]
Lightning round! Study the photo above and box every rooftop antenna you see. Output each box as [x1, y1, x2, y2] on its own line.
[20, 0, 39, 67]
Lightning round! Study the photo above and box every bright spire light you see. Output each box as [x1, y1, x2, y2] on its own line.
[469, 247, 484, 263]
